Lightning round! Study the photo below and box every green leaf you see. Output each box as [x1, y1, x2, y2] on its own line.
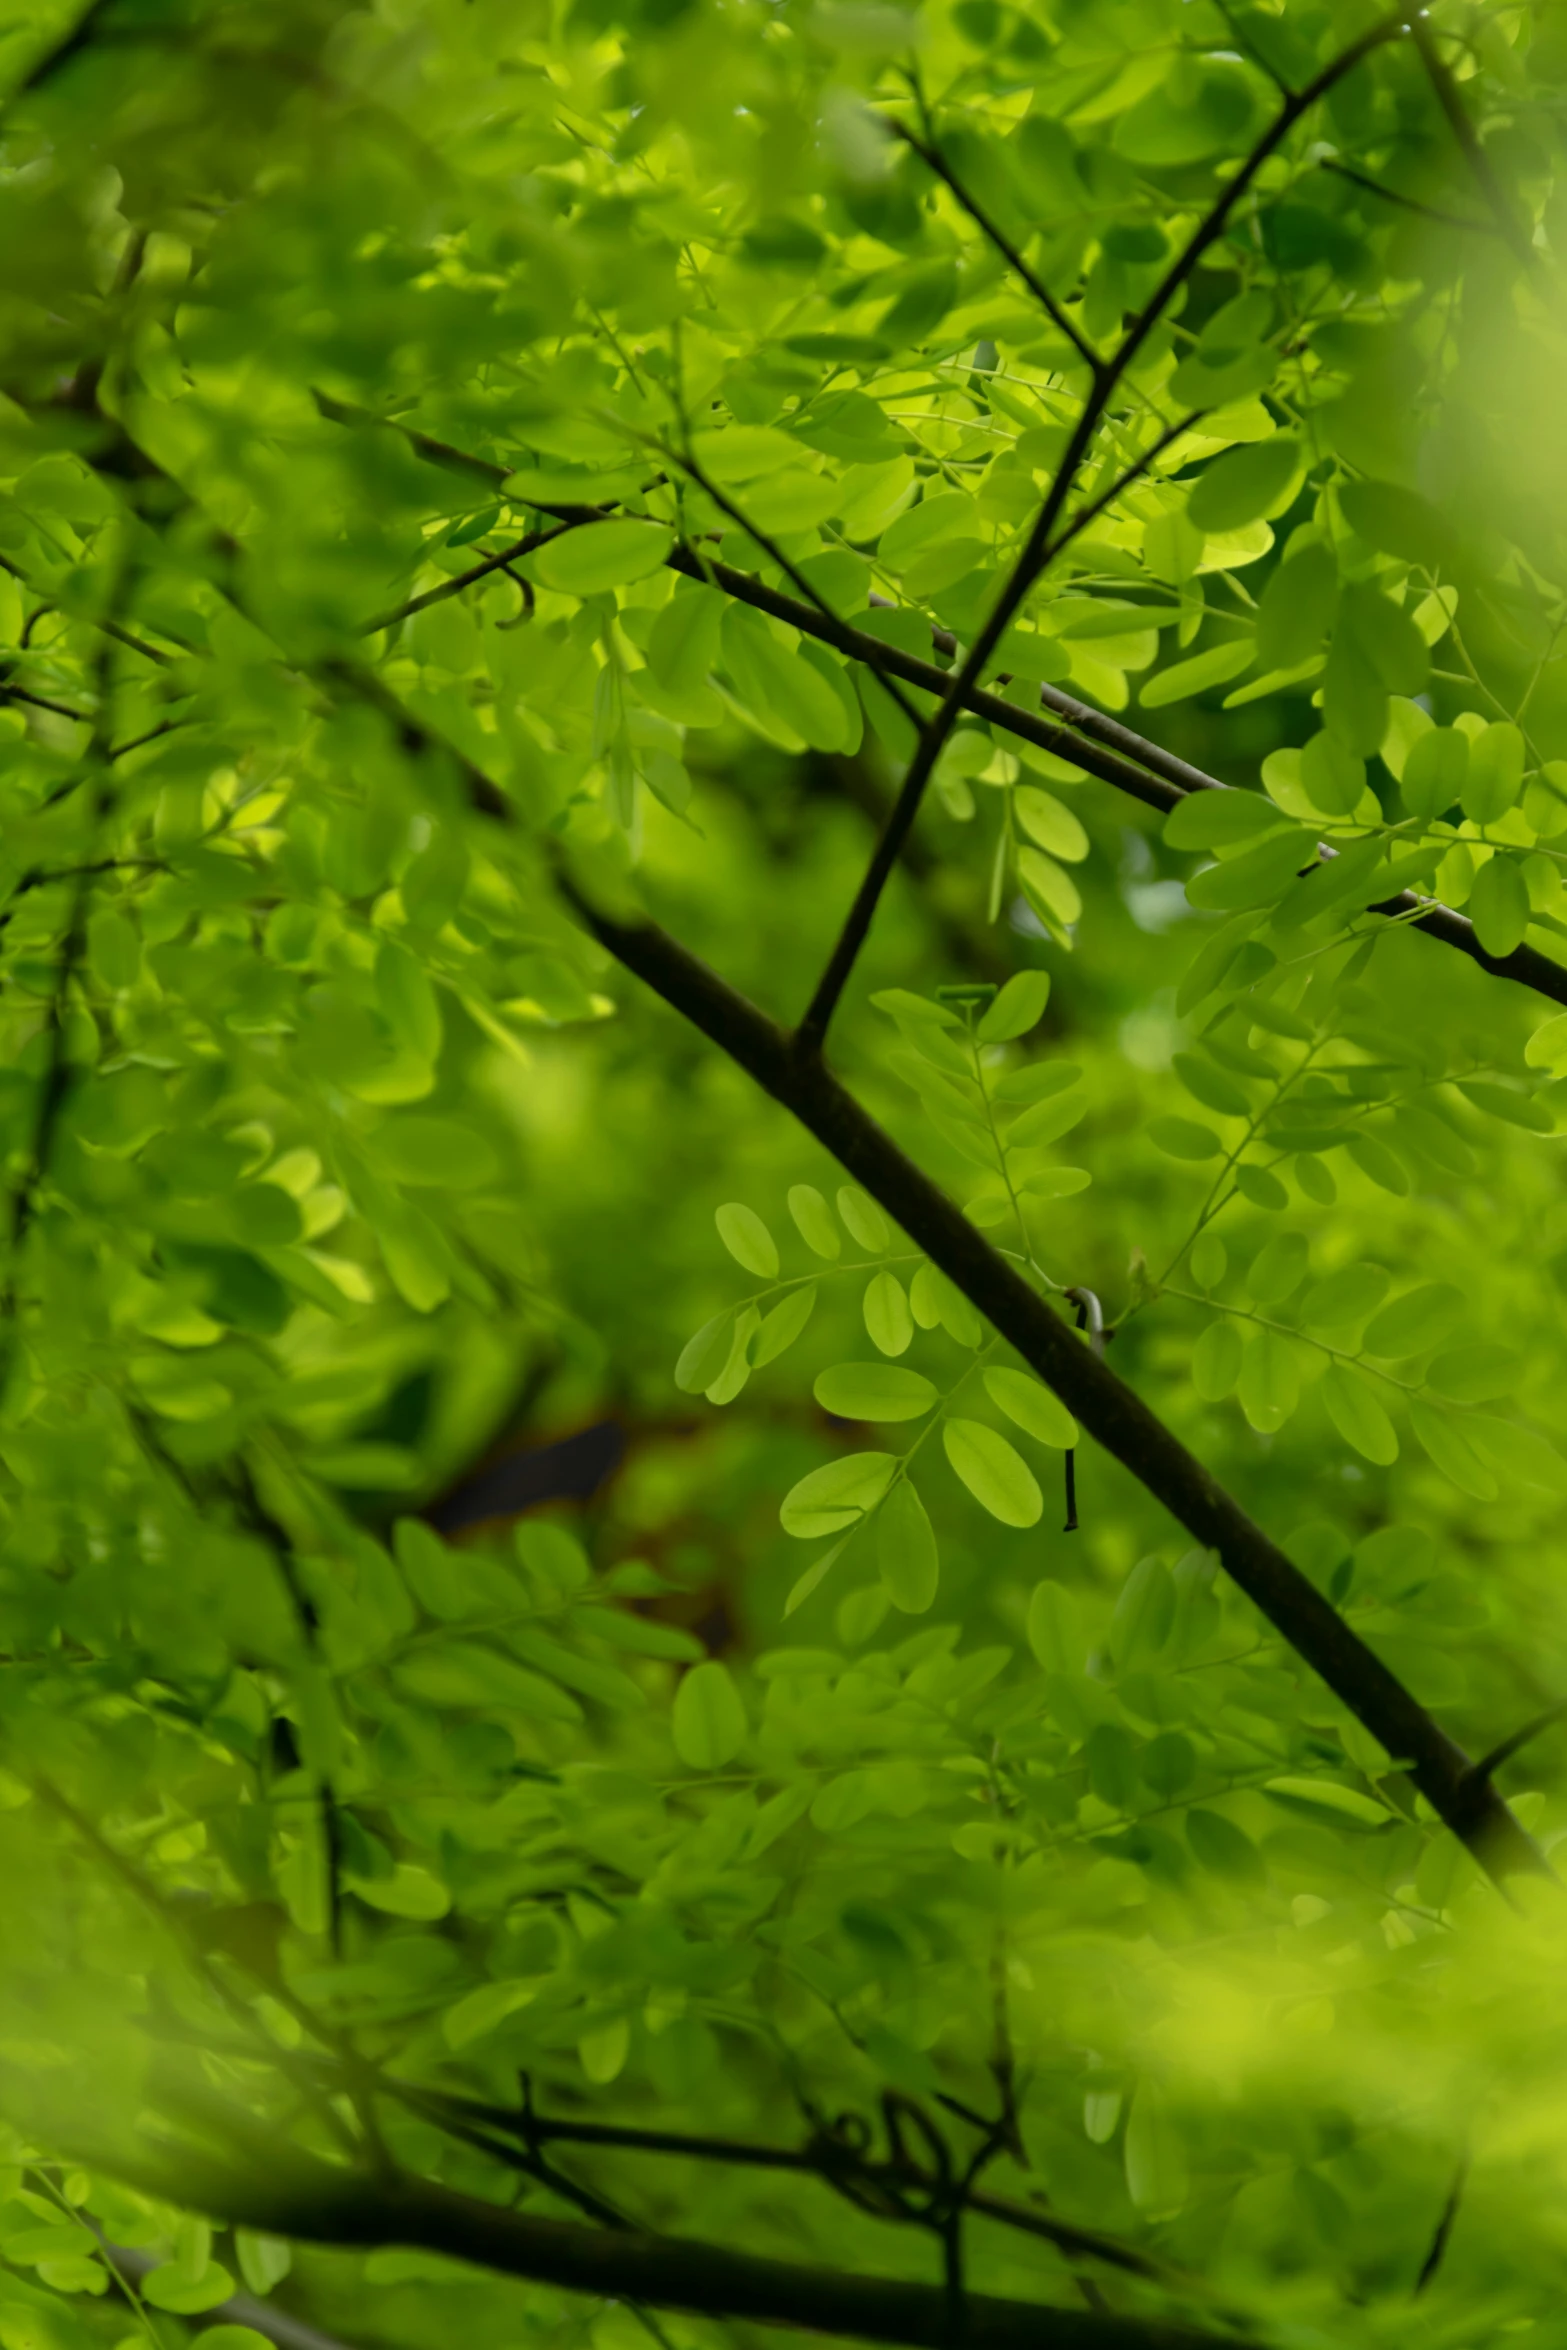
[1264, 1777, 1390, 1829]
[1463, 723, 1526, 825]
[1456, 1080, 1554, 1133]
[943, 1420, 1042, 1526]
[1320, 1363, 1398, 1465]
[789, 1183, 841, 1258]
[1124, 2085, 1188, 2219]
[1300, 1264, 1390, 1331]
[864, 1269, 913, 1356]
[532, 520, 674, 595]
[1027, 1579, 1084, 1673]
[1193, 1318, 1243, 1402]
[910, 1263, 985, 1347]
[976, 968, 1051, 1042]
[1111, 1557, 1175, 1667]
[1362, 1283, 1464, 1359]
[878, 1478, 939, 1613]
[752, 1285, 817, 1367]
[1401, 725, 1469, 821]
[675, 1309, 736, 1394]
[1186, 434, 1301, 532]
[1184, 827, 1312, 911]
[1163, 791, 1285, 851]
[983, 1365, 1077, 1448]
[716, 1201, 779, 1277]
[1013, 787, 1089, 862]
[672, 1662, 747, 1769]
[1238, 1324, 1300, 1434]
[815, 1362, 937, 1421]
[143, 2268, 240, 2315]
[1016, 844, 1083, 929]
[1186, 1808, 1264, 1881]
[1468, 853, 1531, 959]
[1141, 640, 1255, 708]
[1407, 1400, 1499, 1500]
[1149, 1116, 1223, 1160]
[1245, 1231, 1308, 1306]
[838, 1185, 890, 1251]
[1173, 1053, 1249, 1118]
[1299, 731, 1364, 818]
[780, 1452, 897, 1538]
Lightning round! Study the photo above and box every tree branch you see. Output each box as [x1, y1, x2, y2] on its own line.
[1318, 157, 1499, 236]
[555, 871, 1542, 1886]
[1405, 15, 1537, 269]
[314, 373, 1567, 1020]
[792, 8, 1411, 1053]
[33, 2093, 1246, 2350]
[886, 119, 1102, 376]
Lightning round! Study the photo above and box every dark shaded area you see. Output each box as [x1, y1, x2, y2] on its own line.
[428, 1420, 626, 1533]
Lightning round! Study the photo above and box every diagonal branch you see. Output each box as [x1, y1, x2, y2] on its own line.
[792, 7, 1412, 1054]
[554, 868, 1542, 1887]
[886, 118, 1102, 376]
[1319, 157, 1500, 236]
[317, 386, 1567, 1017]
[1405, 15, 1537, 269]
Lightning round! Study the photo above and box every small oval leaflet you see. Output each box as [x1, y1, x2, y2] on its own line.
[976, 967, 1051, 1043]
[943, 1419, 1042, 1526]
[814, 1362, 937, 1422]
[1320, 1362, 1398, 1465]
[1246, 1230, 1308, 1306]
[838, 1184, 890, 1251]
[1150, 1116, 1222, 1161]
[533, 519, 674, 596]
[1163, 790, 1283, 852]
[674, 1309, 735, 1394]
[1186, 432, 1300, 533]
[1468, 853, 1530, 960]
[752, 1285, 816, 1367]
[1193, 1317, 1242, 1402]
[780, 1451, 897, 1538]
[863, 1268, 913, 1357]
[672, 1661, 748, 1770]
[984, 1365, 1077, 1449]
[1027, 1578, 1084, 1673]
[1300, 1263, 1390, 1332]
[1361, 1281, 1464, 1359]
[878, 1478, 939, 1612]
[715, 1202, 778, 1278]
[1014, 787, 1088, 863]
[788, 1182, 841, 1259]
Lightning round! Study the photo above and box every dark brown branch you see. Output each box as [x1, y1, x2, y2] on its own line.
[38, 2093, 1245, 2350]
[887, 120, 1102, 375]
[1468, 1700, 1567, 1787]
[1413, 2152, 1468, 2295]
[792, 7, 1411, 1052]
[1405, 15, 1537, 269]
[361, 524, 579, 636]
[1319, 157, 1499, 236]
[557, 875, 1541, 1886]
[317, 382, 1567, 1017]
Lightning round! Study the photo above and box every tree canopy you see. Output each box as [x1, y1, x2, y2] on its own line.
[0, 2, 1565, 2349]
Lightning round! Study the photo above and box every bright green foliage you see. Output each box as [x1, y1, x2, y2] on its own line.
[2, 5, 1567, 2350]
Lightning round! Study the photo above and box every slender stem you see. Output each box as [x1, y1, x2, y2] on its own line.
[1318, 157, 1498, 236]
